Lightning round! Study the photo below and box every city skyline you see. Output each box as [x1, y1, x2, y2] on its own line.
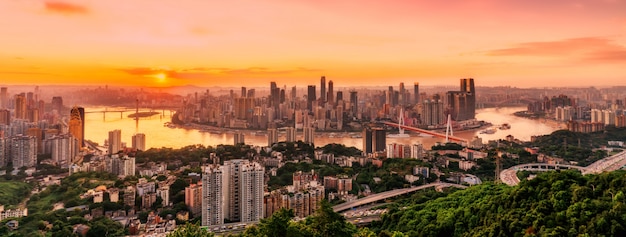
[1, 1, 625, 88]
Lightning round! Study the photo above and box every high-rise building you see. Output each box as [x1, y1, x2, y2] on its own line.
[336, 91, 343, 103]
[185, 182, 203, 217]
[51, 96, 63, 113]
[0, 87, 7, 109]
[157, 186, 170, 207]
[234, 132, 245, 145]
[421, 99, 445, 126]
[132, 133, 146, 151]
[362, 126, 385, 156]
[267, 128, 278, 147]
[69, 107, 84, 147]
[320, 76, 326, 103]
[0, 137, 7, 167]
[14, 94, 27, 120]
[307, 85, 316, 111]
[241, 87, 247, 98]
[446, 78, 476, 121]
[219, 160, 264, 223]
[303, 127, 315, 145]
[108, 129, 122, 155]
[44, 134, 78, 166]
[10, 135, 37, 168]
[327, 80, 334, 105]
[413, 82, 420, 105]
[0, 109, 10, 125]
[349, 91, 358, 116]
[202, 164, 223, 226]
[286, 127, 296, 142]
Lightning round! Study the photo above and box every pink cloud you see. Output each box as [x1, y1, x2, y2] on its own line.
[44, 1, 88, 15]
[486, 37, 626, 63]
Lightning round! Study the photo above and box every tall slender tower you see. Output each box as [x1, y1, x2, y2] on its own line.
[413, 82, 420, 105]
[327, 80, 334, 105]
[320, 76, 326, 103]
[69, 106, 84, 147]
[0, 87, 7, 109]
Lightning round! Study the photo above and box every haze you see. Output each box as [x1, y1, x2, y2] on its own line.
[1, 0, 625, 87]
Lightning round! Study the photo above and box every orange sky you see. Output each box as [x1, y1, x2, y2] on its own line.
[1, 0, 625, 87]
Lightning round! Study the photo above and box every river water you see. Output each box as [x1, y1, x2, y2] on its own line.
[83, 107, 563, 150]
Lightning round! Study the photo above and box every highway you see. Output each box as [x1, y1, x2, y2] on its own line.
[500, 150, 626, 185]
[333, 182, 467, 213]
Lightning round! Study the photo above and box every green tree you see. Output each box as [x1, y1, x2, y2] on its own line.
[166, 223, 214, 237]
[307, 200, 356, 237]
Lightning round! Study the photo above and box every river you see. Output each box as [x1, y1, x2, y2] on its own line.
[83, 107, 564, 150]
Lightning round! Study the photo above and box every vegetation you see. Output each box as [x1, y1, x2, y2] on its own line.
[374, 170, 626, 236]
[0, 179, 33, 207]
[530, 129, 619, 166]
[167, 223, 214, 237]
[240, 200, 357, 237]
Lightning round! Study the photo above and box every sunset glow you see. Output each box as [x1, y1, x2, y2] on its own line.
[0, 0, 625, 87]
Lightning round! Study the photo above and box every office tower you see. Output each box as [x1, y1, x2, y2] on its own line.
[399, 83, 405, 105]
[307, 85, 316, 111]
[446, 78, 476, 121]
[320, 76, 326, 103]
[327, 80, 334, 105]
[202, 164, 223, 226]
[247, 89, 255, 98]
[303, 127, 315, 145]
[222, 160, 264, 223]
[69, 106, 84, 147]
[0, 109, 10, 125]
[108, 130, 122, 155]
[10, 135, 37, 168]
[185, 182, 203, 217]
[413, 82, 420, 105]
[241, 87, 247, 98]
[362, 127, 386, 156]
[0, 87, 7, 109]
[267, 128, 278, 147]
[336, 91, 343, 103]
[349, 91, 358, 116]
[234, 132, 245, 145]
[132, 133, 146, 151]
[51, 96, 63, 113]
[286, 127, 296, 142]
[15, 94, 27, 120]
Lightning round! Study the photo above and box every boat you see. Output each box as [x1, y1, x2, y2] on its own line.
[480, 128, 496, 134]
[499, 123, 511, 130]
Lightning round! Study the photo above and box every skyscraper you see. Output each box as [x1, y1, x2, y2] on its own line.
[413, 82, 420, 105]
[69, 106, 84, 147]
[286, 127, 296, 142]
[132, 133, 146, 151]
[349, 91, 358, 116]
[108, 129, 122, 155]
[14, 94, 27, 120]
[0, 109, 10, 125]
[362, 126, 386, 156]
[320, 76, 326, 103]
[303, 127, 315, 145]
[51, 96, 63, 113]
[327, 80, 334, 105]
[446, 78, 476, 121]
[307, 85, 316, 111]
[0, 87, 7, 109]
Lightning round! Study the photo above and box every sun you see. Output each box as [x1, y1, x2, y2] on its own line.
[154, 73, 167, 83]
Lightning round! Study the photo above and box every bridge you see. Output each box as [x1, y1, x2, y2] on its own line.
[333, 182, 467, 213]
[381, 121, 468, 143]
[84, 108, 175, 119]
[500, 150, 626, 185]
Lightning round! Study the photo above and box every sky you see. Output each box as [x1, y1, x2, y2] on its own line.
[0, 0, 625, 88]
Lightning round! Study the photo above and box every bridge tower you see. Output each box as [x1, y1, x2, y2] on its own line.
[445, 114, 453, 143]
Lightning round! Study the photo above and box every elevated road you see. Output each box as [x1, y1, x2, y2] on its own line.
[500, 150, 626, 185]
[333, 182, 467, 213]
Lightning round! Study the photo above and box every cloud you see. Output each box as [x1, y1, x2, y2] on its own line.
[119, 67, 322, 80]
[44, 1, 88, 15]
[486, 37, 626, 63]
